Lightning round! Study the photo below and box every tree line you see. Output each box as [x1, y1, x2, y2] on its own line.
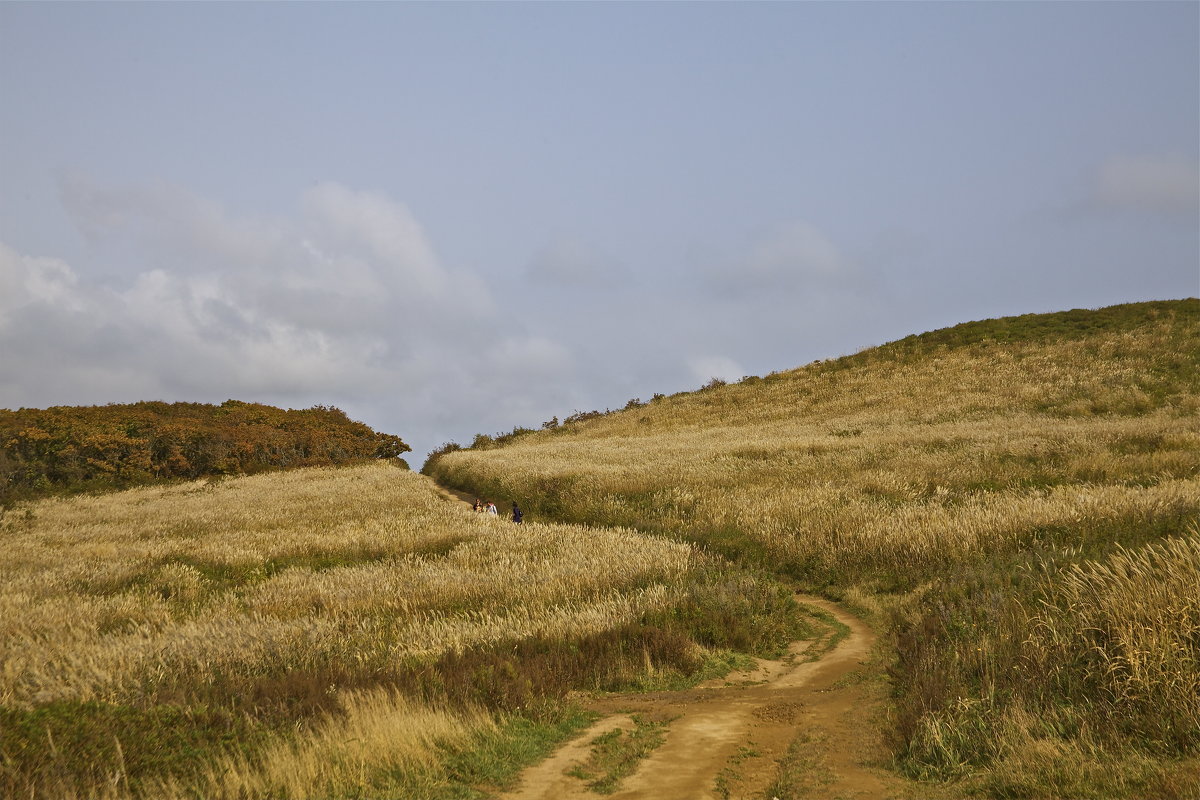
[0, 400, 409, 505]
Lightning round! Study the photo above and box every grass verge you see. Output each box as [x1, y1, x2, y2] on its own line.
[566, 713, 674, 794]
[435, 706, 599, 799]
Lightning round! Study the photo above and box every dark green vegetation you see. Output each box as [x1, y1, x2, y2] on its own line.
[0, 399, 409, 505]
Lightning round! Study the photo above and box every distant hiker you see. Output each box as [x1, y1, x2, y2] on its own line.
[511, 502, 523, 524]
[473, 498, 482, 513]
[486, 501, 499, 516]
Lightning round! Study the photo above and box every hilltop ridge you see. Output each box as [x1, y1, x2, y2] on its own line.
[426, 299, 1197, 458]
[863, 298, 1196, 356]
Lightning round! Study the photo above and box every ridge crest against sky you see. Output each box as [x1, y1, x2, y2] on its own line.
[1, 2, 1197, 462]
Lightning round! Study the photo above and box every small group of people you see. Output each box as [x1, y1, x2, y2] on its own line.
[473, 498, 523, 524]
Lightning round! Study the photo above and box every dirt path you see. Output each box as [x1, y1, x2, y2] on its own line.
[500, 596, 906, 800]
[437, 484, 481, 505]
[432, 482, 904, 798]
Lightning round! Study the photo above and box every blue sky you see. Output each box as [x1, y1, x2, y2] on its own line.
[2, 2, 1197, 463]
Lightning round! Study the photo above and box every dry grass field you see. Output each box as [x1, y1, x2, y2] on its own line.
[0, 462, 810, 798]
[427, 299, 1200, 797]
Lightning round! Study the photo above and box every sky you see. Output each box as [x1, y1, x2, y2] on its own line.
[2, 2, 1198, 464]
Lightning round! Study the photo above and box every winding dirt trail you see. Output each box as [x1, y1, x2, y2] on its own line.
[501, 596, 904, 800]
[433, 483, 903, 798]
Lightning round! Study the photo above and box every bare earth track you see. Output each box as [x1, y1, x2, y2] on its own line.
[434, 485, 905, 799]
[500, 595, 905, 800]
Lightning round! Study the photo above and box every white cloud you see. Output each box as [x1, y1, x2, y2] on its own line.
[300, 182, 449, 297]
[0, 245, 81, 316]
[1092, 154, 1200, 215]
[2, 179, 579, 462]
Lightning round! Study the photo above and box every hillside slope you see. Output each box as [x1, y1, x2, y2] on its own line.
[426, 299, 1200, 797]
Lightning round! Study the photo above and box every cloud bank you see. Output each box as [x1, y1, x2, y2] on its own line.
[1, 179, 576, 460]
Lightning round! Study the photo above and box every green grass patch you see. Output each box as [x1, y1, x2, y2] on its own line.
[714, 743, 761, 799]
[432, 705, 599, 799]
[793, 604, 851, 663]
[644, 561, 819, 658]
[566, 713, 674, 794]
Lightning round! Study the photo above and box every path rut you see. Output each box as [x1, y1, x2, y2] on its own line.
[502, 596, 903, 800]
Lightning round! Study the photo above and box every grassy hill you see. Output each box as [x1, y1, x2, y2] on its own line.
[425, 299, 1200, 798]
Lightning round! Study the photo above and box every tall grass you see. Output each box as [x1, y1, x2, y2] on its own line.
[1, 466, 691, 711]
[894, 529, 1200, 797]
[168, 690, 496, 800]
[1026, 532, 1200, 750]
[426, 300, 1200, 796]
[0, 462, 810, 798]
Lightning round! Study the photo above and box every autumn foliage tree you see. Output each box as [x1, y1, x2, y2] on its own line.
[0, 400, 409, 505]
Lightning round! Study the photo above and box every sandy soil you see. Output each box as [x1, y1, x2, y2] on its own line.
[500, 595, 908, 800]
